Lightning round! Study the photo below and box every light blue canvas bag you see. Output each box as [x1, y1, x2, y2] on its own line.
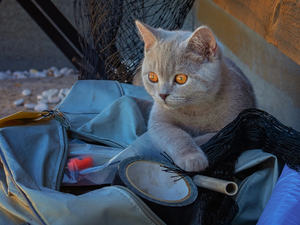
[0, 80, 281, 224]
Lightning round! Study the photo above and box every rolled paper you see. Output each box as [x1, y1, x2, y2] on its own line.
[193, 175, 238, 196]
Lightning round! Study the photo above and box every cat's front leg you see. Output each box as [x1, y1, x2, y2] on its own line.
[193, 133, 217, 146]
[151, 122, 209, 172]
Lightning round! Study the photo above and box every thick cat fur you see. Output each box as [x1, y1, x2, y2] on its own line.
[134, 21, 256, 172]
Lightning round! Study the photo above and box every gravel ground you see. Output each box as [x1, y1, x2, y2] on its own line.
[0, 75, 78, 119]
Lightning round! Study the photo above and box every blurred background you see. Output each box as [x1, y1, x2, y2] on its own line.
[0, 0, 76, 70]
[0, 0, 195, 71]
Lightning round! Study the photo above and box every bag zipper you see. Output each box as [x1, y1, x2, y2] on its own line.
[55, 125, 69, 191]
[50, 110, 127, 149]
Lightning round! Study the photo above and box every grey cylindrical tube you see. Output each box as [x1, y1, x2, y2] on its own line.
[192, 175, 238, 196]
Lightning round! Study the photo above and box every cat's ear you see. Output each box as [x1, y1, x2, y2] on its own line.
[135, 20, 157, 51]
[186, 26, 217, 59]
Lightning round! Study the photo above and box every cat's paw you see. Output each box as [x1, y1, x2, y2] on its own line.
[193, 133, 216, 146]
[175, 151, 209, 172]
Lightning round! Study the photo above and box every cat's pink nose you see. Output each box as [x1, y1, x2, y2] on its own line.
[159, 94, 169, 101]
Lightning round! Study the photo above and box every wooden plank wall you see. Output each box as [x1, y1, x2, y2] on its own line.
[211, 0, 300, 66]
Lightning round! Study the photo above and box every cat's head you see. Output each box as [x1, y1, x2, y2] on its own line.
[135, 21, 224, 109]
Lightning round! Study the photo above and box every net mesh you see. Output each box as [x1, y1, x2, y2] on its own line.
[73, 0, 195, 82]
[164, 108, 300, 224]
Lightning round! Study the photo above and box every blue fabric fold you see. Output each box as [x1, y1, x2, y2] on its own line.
[257, 164, 300, 225]
[77, 96, 148, 148]
[0, 120, 68, 224]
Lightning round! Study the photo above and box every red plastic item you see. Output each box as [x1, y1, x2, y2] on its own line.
[68, 157, 94, 172]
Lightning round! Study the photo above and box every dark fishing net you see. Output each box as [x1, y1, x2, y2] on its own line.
[163, 108, 300, 224]
[73, 0, 195, 82]
[202, 108, 300, 171]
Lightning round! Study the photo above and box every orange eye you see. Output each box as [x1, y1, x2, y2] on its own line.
[175, 74, 188, 84]
[149, 72, 158, 83]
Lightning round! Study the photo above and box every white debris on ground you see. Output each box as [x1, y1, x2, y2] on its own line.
[2, 66, 76, 112]
[0, 66, 75, 80]
[15, 87, 70, 112]
[13, 99, 24, 106]
[24, 103, 37, 110]
[22, 89, 31, 96]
